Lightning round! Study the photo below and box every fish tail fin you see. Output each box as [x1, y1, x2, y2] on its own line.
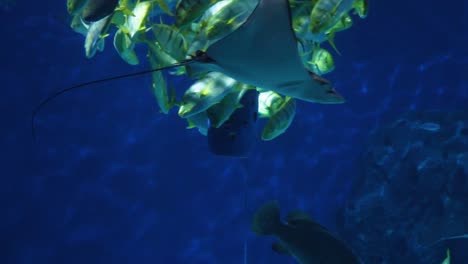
[251, 201, 281, 235]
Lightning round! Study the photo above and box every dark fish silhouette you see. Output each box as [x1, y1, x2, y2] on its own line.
[82, 0, 119, 22]
[207, 89, 258, 157]
[252, 201, 363, 264]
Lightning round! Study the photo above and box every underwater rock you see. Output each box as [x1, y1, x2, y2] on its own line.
[337, 110, 468, 263]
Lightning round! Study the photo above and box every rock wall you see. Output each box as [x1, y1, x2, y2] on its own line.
[338, 111, 468, 263]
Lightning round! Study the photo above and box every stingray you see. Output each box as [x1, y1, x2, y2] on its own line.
[186, 0, 345, 104]
[32, 0, 344, 138]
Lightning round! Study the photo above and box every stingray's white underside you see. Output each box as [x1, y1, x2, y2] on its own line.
[188, 0, 345, 104]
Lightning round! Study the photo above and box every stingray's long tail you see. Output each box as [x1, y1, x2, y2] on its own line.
[31, 59, 194, 140]
[31, 49, 218, 141]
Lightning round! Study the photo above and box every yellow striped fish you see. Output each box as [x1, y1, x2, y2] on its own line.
[67, 0, 89, 15]
[175, 0, 217, 27]
[151, 23, 188, 62]
[353, 0, 369, 18]
[309, 0, 354, 33]
[257, 91, 284, 118]
[207, 83, 251, 128]
[261, 97, 296, 141]
[178, 72, 236, 118]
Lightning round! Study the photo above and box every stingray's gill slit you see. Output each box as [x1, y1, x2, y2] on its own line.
[31, 51, 214, 140]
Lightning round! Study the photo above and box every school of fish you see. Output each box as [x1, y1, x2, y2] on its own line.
[65, 0, 369, 141]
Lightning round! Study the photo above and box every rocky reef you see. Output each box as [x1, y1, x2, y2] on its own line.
[337, 110, 468, 263]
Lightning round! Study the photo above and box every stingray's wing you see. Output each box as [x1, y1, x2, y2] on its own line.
[187, 0, 345, 104]
[205, 0, 309, 87]
[184, 1, 260, 79]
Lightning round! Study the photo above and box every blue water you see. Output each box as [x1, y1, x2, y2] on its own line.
[2, 0, 467, 263]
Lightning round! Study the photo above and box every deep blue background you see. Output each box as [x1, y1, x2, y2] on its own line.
[1, 0, 467, 263]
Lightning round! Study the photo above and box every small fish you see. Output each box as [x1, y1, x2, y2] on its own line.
[252, 201, 362, 264]
[261, 97, 296, 140]
[353, 0, 369, 19]
[325, 14, 353, 53]
[178, 72, 236, 118]
[291, 1, 318, 40]
[70, 14, 88, 36]
[203, 0, 251, 42]
[147, 41, 178, 67]
[126, 1, 152, 38]
[113, 28, 139, 64]
[309, 47, 335, 74]
[206, 82, 251, 128]
[415, 121, 441, 132]
[441, 248, 450, 264]
[181, 22, 204, 49]
[257, 91, 284, 118]
[289, 0, 315, 14]
[151, 23, 188, 62]
[148, 50, 175, 114]
[186, 111, 210, 136]
[328, 13, 353, 33]
[175, 0, 217, 27]
[309, 0, 354, 34]
[293, 15, 328, 43]
[81, 0, 119, 22]
[112, 1, 152, 65]
[153, 0, 174, 16]
[84, 14, 112, 58]
[67, 0, 89, 15]
[330, 14, 353, 32]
